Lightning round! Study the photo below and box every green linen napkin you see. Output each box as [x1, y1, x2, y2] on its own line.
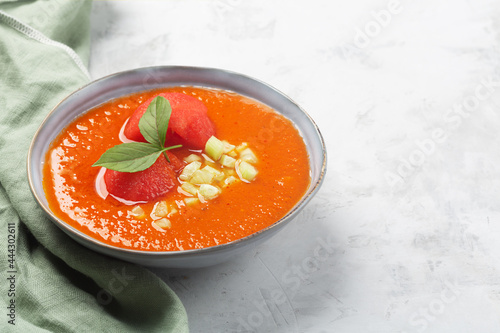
[0, 1, 189, 332]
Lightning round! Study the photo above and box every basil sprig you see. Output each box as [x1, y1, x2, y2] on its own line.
[92, 96, 182, 172]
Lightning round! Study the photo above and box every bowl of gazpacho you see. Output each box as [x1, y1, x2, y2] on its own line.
[27, 66, 326, 268]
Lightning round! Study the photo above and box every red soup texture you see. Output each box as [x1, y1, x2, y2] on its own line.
[43, 86, 310, 251]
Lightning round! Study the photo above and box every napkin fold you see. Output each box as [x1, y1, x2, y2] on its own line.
[0, 1, 189, 332]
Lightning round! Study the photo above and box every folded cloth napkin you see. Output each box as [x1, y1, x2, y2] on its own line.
[0, 1, 189, 332]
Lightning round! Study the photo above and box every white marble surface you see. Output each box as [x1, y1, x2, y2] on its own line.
[89, 0, 500, 332]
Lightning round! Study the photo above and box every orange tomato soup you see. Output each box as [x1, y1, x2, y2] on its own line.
[43, 87, 310, 251]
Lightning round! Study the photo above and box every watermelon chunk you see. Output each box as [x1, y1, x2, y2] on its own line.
[124, 92, 216, 150]
[104, 152, 184, 203]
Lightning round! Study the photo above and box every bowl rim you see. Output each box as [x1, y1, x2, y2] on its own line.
[27, 65, 327, 258]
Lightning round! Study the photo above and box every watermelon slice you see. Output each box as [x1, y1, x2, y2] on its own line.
[104, 152, 184, 203]
[124, 92, 216, 150]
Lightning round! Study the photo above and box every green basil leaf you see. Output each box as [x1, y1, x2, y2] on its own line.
[92, 142, 163, 172]
[139, 96, 171, 148]
[93, 96, 182, 173]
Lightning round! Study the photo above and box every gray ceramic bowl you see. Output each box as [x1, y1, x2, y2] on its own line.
[27, 66, 327, 268]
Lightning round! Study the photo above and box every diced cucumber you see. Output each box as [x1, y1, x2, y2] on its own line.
[181, 182, 198, 196]
[202, 165, 221, 175]
[220, 154, 236, 168]
[205, 136, 224, 161]
[154, 218, 171, 230]
[184, 197, 199, 206]
[239, 148, 258, 164]
[168, 207, 178, 216]
[153, 201, 169, 217]
[190, 169, 215, 184]
[179, 161, 202, 181]
[130, 206, 145, 218]
[198, 184, 220, 200]
[184, 154, 202, 163]
[202, 165, 224, 181]
[236, 160, 258, 182]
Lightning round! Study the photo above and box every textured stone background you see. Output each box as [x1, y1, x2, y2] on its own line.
[90, 1, 500, 332]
